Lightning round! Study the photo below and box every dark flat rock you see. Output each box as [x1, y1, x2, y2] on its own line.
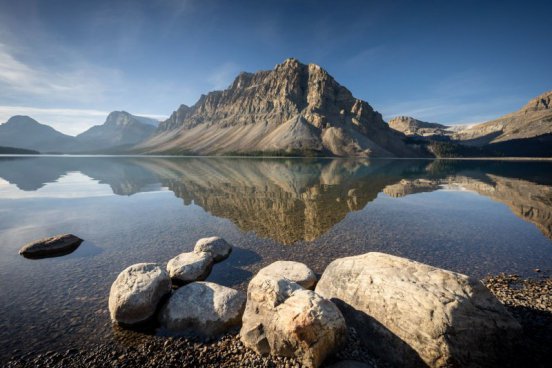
[19, 234, 83, 259]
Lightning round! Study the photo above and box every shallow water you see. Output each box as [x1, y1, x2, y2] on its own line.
[1, 156, 552, 360]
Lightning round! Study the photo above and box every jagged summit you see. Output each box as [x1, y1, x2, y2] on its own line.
[521, 90, 552, 112]
[143, 58, 420, 157]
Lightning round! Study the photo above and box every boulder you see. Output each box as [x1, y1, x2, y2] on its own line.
[18, 233, 83, 258]
[240, 273, 346, 368]
[160, 281, 246, 337]
[108, 263, 171, 325]
[315, 252, 522, 368]
[194, 236, 232, 262]
[167, 251, 213, 284]
[257, 260, 317, 289]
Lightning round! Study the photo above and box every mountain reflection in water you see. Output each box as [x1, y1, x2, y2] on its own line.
[0, 156, 551, 244]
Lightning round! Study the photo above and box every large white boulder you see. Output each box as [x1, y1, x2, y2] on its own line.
[159, 282, 246, 337]
[315, 252, 522, 368]
[194, 236, 232, 262]
[166, 251, 213, 284]
[240, 272, 346, 368]
[108, 263, 171, 325]
[257, 260, 317, 289]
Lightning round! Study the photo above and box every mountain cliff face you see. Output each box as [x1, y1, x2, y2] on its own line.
[452, 90, 552, 145]
[138, 58, 421, 157]
[388, 116, 450, 138]
[388, 91, 552, 156]
[76, 111, 157, 150]
[0, 116, 79, 153]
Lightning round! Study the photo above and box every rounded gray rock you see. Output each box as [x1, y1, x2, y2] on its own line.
[193, 236, 232, 262]
[160, 281, 246, 337]
[257, 260, 317, 289]
[108, 263, 171, 325]
[167, 251, 213, 284]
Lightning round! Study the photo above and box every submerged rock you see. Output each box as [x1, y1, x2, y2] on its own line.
[315, 252, 522, 368]
[108, 263, 171, 325]
[18, 234, 83, 258]
[160, 281, 246, 337]
[166, 251, 213, 284]
[194, 236, 232, 262]
[257, 260, 317, 289]
[240, 272, 346, 368]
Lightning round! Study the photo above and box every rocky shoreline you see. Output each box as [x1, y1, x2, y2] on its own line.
[4, 273, 550, 368]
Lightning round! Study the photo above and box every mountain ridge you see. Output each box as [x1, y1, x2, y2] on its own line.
[388, 90, 552, 157]
[138, 58, 422, 157]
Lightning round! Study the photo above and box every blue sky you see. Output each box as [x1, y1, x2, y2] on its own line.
[0, 0, 550, 135]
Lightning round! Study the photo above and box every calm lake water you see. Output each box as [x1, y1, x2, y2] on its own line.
[1, 156, 552, 360]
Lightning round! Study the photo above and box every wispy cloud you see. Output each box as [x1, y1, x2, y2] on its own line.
[0, 43, 123, 105]
[378, 70, 527, 125]
[380, 95, 525, 125]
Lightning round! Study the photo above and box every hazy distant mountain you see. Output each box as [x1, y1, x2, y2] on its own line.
[0, 112, 158, 154]
[0, 116, 79, 153]
[137, 58, 422, 157]
[0, 146, 39, 154]
[76, 111, 157, 150]
[388, 90, 552, 157]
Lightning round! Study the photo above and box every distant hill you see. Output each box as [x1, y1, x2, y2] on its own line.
[0, 146, 40, 154]
[388, 90, 552, 157]
[137, 58, 423, 157]
[0, 112, 158, 154]
[0, 116, 80, 153]
[76, 111, 157, 150]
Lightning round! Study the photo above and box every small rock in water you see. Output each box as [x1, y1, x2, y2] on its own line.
[257, 260, 318, 289]
[167, 251, 214, 284]
[194, 236, 232, 262]
[18, 233, 83, 259]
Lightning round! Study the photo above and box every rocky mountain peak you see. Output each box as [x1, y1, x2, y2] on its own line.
[105, 111, 134, 127]
[522, 90, 552, 112]
[146, 58, 421, 157]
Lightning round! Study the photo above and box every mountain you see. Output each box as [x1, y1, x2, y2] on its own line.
[0, 116, 79, 153]
[388, 116, 451, 138]
[0, 146, 40, 154]
[452, 90, 552, 145]
[0, 112, 159, 154]
[137, 58, 422, 157]
[387, 91, 552, 157]
[76, 111, 157, 150]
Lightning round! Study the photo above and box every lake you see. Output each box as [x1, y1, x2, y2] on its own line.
[1, 156, 552, 361]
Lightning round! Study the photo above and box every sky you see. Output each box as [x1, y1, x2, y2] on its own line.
[0, 0, 551, 136]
